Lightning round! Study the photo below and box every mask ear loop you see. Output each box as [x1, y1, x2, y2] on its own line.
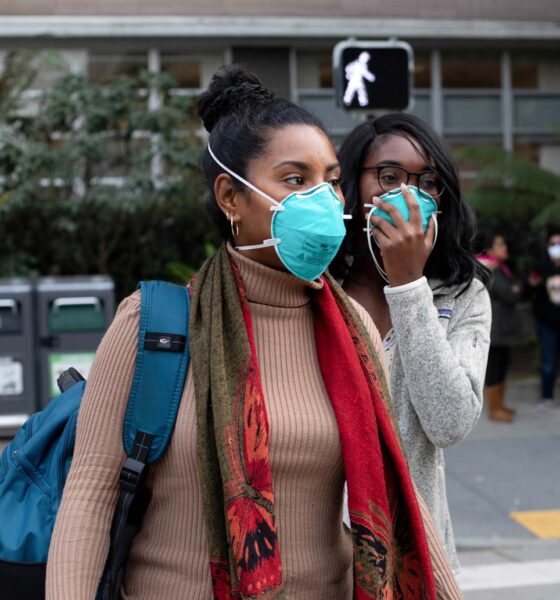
[431, 212, 439, 250]
[364, 205, 390, 284]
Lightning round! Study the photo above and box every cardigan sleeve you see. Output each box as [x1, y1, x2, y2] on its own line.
[416, 488, 464, 599]
[46, 292, 141, 600]
[385, 278, 491, 448]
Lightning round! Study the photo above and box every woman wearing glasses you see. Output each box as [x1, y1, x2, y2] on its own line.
[331, 113, 491, 572]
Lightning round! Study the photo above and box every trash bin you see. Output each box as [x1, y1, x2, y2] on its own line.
[36, 276, 115, 407]
[0, 278, 37, 433]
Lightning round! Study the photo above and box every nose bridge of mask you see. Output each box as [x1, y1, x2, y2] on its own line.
[291, 183, 352, 219]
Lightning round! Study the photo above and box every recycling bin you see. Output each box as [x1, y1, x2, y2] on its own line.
[0, 278, 37, 432]
[36, 276, 115, 407]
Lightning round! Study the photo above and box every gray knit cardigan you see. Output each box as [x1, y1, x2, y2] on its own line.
[384, 275, 491, 572]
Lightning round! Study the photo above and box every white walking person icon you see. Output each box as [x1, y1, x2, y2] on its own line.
[343, 51, 376, 107]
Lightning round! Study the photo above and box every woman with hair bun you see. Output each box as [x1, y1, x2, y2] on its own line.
[331, 114, 492, 572]
[47, 66, 461, 599]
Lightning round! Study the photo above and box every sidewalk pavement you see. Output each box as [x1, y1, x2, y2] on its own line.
[447, 377, 560, 598]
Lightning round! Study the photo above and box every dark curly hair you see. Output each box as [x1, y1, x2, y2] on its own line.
[330, 113, 489, 289]
[197, 64, 326, 240]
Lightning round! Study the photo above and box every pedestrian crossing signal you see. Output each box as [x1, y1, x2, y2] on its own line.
[333, 41, 413, 112]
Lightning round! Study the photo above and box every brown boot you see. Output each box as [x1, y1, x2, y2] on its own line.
[485, 384, 514, 423]
[496, 383, 517, 416]
[502, 405, 517, 417]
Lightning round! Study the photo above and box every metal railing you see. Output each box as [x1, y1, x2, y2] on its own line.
[297, 88, 560, 138]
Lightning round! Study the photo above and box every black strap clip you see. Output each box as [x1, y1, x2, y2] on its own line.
[119, 457, 146, 493]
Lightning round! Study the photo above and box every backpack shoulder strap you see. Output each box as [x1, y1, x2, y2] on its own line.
[97, 280, 190, 600]
[122, 280, 190, 467]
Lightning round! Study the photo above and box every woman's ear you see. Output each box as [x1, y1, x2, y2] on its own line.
[215, 173, 241, 223]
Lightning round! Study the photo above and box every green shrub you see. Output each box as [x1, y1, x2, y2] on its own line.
[0, 59, 219, 300]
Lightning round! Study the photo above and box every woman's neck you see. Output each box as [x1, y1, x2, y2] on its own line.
[344, 254, 386, 292]
[343, 255, 393, 339]
[227, 244, 323, 308]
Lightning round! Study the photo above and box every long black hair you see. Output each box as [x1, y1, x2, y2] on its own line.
[474, 229, 506, 256]
[197, 64, 326, 240]
[330, 113, 489, 289]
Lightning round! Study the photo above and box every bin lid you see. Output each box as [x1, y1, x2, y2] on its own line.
[0, 278, 33, 294]
[37, 275, 114, 293]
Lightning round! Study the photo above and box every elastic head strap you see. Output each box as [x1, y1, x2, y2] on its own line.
[207, 143, 282, 209]
[364, 209, 390, 284]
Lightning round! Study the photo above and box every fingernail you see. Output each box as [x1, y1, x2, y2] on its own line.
[401, 183, 407, 191]
[372, 197, 381, 205]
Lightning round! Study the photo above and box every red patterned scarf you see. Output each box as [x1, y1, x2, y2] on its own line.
[190, 245, 436, 599]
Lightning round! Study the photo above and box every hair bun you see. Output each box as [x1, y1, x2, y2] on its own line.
[197, 64, 274, 132]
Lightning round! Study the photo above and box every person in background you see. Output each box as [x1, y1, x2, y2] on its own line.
[528, 231, 560, 408]
[331, 112, 491, 572]
[476, 231, 522, 422]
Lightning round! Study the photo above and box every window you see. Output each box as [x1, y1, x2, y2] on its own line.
[88, 52, 147, 84]
[161, 54, 201, 88]
[512, 57, 539, 89]
[297, 52, 333, 89]
[512, 53, 560, 90]
[414, 52, 431, 89]
[442, 51, 500, 88]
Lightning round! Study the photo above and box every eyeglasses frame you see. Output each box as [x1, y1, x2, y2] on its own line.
[360, 164, 445, 199]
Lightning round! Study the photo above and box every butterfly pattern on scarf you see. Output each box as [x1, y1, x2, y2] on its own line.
[222, 366, 283, 598]
[210, 560, 234, 600]
[351, 502, 426, 600]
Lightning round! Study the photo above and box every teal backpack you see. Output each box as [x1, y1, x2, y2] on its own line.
[0, 281, 190, 600]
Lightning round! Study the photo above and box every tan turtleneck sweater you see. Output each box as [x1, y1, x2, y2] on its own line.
[46, 250, 461, 600]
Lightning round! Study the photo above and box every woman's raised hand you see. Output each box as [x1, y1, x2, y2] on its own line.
[368, 183, 436, 286]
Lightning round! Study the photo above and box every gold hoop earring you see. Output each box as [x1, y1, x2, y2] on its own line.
[230, 215, 239, 239]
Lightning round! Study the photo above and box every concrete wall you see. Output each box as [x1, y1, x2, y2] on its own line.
[1, 0, 559, 21]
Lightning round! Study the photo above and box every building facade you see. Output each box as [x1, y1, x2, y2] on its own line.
[0, 2, 559, 171]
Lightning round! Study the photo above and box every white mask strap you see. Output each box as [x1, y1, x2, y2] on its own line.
[207, 143, 283, 211]
[236, 238, 281, 251]
[366, 218, 390, 284]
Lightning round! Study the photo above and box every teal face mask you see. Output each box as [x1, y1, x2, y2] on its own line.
[364, 186, 439, 283]
[208, 144, 351, 281]
[366, 185, 438, 231]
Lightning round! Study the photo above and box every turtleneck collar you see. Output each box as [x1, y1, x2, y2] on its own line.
[226, 244, 323, 308]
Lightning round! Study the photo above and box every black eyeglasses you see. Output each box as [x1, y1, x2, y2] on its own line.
[361, 164, 445, 199]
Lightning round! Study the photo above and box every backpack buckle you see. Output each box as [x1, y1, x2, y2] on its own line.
[119, 457, 146, 493]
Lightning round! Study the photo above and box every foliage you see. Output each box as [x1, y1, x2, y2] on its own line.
[456, 145, 560, 225]
[0, 60, 219, 300]
[0, 51, 38, 119]
[456, 144, 560, 272]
